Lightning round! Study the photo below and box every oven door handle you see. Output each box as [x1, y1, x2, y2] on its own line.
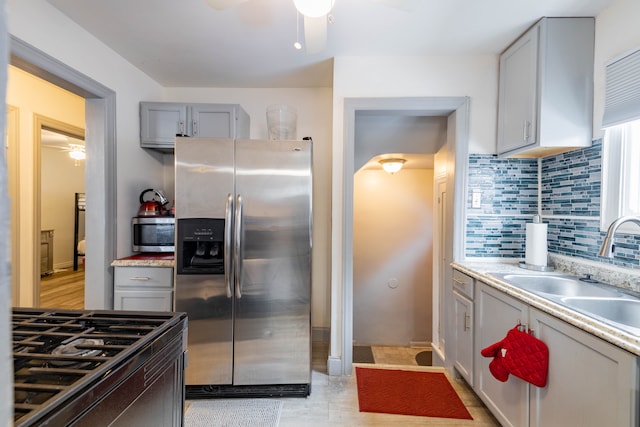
[224, 193, 233, 299]
[234, 194, 243, 299]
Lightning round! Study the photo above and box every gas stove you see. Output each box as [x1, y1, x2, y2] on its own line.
[12, 308, 187, 427]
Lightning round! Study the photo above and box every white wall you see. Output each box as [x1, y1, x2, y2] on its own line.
[593, 0, 640, 138]
[354, 115, 447, 171]
[353, 168, 433, 346]
[333, 56, 498, 155]
[163, 87, 333, 330]
[7, 0, 167, 261]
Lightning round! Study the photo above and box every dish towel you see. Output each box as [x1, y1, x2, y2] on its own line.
[481, 324, 549, 387]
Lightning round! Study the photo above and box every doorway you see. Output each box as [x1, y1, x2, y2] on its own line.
[10, 35, 117, 309]
[330, 96, 470, 376]
[351, 112, 444, 365]
[38, 124, 86, 309]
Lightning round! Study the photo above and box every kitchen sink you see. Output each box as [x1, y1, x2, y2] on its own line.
[489, 271, 640, 335]
[560, 296, 640, 333]
[490, 273, 620, 297]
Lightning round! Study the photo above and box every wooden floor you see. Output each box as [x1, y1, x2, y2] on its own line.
[40, 267, 85, 310]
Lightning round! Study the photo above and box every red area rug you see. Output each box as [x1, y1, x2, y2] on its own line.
[355, 367, 473, 420]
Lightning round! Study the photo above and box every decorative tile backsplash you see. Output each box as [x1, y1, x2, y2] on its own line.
[466, 140, 640, 269]
[466, 155, 537, 257]
[466, 216, 528, 257]
[541, 141, 602, 217]
[467, 155, 538, 215]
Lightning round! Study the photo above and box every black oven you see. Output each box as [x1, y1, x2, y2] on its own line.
[132, 216, 175, 253]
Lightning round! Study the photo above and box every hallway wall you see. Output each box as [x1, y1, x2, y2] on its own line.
[353, 168, 434, 346]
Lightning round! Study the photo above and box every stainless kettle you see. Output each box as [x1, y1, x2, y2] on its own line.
[138, 189, 169, 217]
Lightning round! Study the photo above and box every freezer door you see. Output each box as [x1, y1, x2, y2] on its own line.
[233, 139, 312, 386]
[174, 137, 234, 219]
[175, 137, 234, 386]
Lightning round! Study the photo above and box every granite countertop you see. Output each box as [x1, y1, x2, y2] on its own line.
[453, 260, 640, 357]
[111, 253, 175, 267]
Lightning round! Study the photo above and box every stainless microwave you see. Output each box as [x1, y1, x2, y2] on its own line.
[132, 217, 175, 253]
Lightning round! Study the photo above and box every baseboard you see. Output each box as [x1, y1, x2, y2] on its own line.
[431, 344, 446, 367]
[410, 341, 431, 348]
[327, 356, 343, 376]
[53, 261, 74, 271]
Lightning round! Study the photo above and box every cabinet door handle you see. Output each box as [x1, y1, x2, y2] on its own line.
[453, 278, 467, 286]
[523, 120, 531, 142]
[464, 312, 471, 331]
[192, 119, 198, 136]
[130, 276, 151, 281]
[178, 120, 185, 135]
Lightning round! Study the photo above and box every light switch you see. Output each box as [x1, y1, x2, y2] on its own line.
[472, 190, 482, 208]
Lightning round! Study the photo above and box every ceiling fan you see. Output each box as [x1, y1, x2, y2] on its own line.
[204, 0, 416, 54]
[41, 129, 86, 162]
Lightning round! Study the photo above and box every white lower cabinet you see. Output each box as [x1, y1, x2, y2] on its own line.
[452, 270, 475, 386]
[475, 282, 529, 427]
[114, 266, 174, 312]
[453, 292, 474, 385]
[529, 307, 638, 427]
[475, 280, 639, 427]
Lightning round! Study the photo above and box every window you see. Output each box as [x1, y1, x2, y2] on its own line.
[601, 119, 640, 233]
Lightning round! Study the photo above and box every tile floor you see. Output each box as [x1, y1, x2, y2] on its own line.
[276, 343, 501, 426]
[370, 345, 432, 366]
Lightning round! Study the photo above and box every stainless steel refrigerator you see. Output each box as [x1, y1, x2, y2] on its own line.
[174, 137, 312, 398]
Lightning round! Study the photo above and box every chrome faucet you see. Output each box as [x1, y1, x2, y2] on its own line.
[598, 216, 640, 257]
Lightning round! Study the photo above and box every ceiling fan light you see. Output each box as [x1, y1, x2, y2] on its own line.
[69, 144, 86, 160]
[293, 0, 335, 18]
[379, 158, 405, 174]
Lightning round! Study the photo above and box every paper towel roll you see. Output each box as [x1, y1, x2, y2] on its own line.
[525, 222, 548, 266]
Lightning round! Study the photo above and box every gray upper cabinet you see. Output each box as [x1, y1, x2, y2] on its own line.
[497, 17, 594, 157]
[140, 102, 250, 152]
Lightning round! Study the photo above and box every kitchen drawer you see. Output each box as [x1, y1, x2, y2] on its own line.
[114, 289, 173, 312]
[453, 270, 474, 300]
[114, 266, 173, 289]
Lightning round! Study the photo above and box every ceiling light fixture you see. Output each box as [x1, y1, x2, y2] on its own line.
[69, 144, 86, 161]
[293, 0, 335, 18]
[379, 158, 406, 174]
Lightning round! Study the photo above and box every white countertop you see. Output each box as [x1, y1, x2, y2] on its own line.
[453, 260, 640, 357]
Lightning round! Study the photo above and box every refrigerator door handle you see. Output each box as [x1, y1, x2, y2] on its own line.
[234, 194, 243, 299]
[224, 193, 234, 298]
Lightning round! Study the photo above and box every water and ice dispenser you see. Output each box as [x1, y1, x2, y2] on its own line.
[176, 218, 225, 275]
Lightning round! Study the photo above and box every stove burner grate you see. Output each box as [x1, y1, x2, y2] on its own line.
[12, 307, 185, 426]
[51, 338, 104, 360]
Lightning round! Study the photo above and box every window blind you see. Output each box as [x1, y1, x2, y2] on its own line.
[602, 47, 640, 128]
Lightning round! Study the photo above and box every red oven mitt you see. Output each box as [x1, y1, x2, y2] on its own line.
[480, 338, 510, 382]
[501, 326, 549, 388]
